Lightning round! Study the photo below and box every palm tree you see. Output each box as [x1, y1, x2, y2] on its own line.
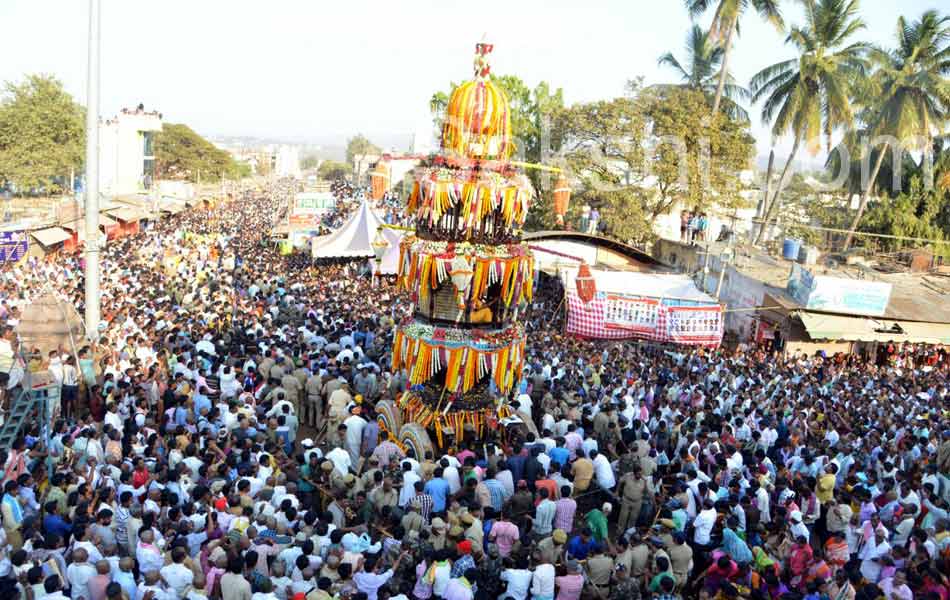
[684, 0, 784, 117]
[750, 0, 868, 244]
[658, 25, 752, 121]
[843, 10, 950, 249]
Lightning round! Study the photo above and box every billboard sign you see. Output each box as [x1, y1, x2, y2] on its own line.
[0, 232, 28, 262]
[788, 263, 891, 317]
[294, 192, 335, 215]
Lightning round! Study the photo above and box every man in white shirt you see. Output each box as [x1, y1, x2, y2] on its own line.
[398, 462, 421, 507]
[692, 500, 717, 548]
[65, 548, 96, 600]
[590, 450, 615, 490]
[105, 404, 124, 434]
[500, 563, 533, 600]
[531, 559, 555, 600]
[160, 547, 194, 597]
[136, 530, 165, 575]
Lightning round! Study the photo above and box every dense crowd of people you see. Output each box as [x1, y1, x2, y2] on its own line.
[0, 179, 947, 600]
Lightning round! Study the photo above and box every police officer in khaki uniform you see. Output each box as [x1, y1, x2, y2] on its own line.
[618, 466, 647, 533]
[585, 545, 614, 598]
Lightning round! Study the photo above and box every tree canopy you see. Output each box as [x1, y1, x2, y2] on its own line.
[154, 123, 242, 183]
[0, 74, 85, 194]
[345, 134, 381, 165]
[556, 84, 755, 243]
[318, 160, 350, 181]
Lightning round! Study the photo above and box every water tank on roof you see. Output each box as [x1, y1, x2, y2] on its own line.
[782, 238, 802, 261]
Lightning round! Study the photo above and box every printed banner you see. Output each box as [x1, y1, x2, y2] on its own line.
[665, 305, 723, 344]
[603, 294, 660, 334]
[566, 290, 722, 346]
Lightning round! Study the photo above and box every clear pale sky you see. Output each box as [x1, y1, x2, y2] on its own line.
[0, 0, 940, 158]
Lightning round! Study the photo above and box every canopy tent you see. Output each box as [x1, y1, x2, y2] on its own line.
[311, 200, 385, 259]
[107, 207, 148, 223]
[30, 227, 72, 247]
[560, 266, 723, 346]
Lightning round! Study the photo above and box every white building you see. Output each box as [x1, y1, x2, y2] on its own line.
[274, 145, 301, 178]
[98, 107, 163, 196]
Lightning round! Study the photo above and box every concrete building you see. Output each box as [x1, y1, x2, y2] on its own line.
[274, 145, 301, 178]
[98, 107, 163, 196]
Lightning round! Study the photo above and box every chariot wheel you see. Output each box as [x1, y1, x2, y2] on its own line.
[376, 400, 403, 437]
[399, 423, 435, 458]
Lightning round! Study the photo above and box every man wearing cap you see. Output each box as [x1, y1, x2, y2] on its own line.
[429, 517, 449, 551]
[536, 530, 567, 565]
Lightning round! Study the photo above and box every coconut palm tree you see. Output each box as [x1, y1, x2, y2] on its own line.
[658, 25, 752, 121]
[750, 0, 868, 244]
[684, 0, 784, 117]
[843, 10, 950, 249]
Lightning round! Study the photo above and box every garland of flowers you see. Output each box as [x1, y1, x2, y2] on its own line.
[398, 237, 534, 307]
[397, 391, 514, 448]
[406, 167, 532, 230]
[392, 324, 526, 395]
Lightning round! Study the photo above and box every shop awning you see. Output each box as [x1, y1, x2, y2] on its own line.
[30, 227, 72, 247]
[159, 203, 186, 214]
[107, 207, 148, 223]
[800, 311, 950, 345]
[60, 214, 118, 230]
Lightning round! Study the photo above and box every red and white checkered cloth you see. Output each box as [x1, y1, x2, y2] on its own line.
[565, 291, 722, 346]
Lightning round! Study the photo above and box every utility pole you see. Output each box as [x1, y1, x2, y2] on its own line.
[83, 0, 101, 339]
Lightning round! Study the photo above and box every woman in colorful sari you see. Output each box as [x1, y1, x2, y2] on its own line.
[824, 531, 850, 574]
[788, 535, 814, 590]
[751, 546, 779, 592]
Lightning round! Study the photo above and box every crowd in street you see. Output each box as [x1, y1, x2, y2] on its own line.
[0, 179, 947, 600]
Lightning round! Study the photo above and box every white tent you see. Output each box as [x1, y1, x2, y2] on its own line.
[561, 268, 716, 303]
[311, 200, 384, 259]
[377, 227, 405, 275]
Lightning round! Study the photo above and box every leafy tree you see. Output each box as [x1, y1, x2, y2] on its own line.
[862, 176, 950, 257]
[751, 0, 868, 243]
[154, 123, 241, 183]
[642, 86, 755, 220]
[843, 10, 950, 249]
[658, 24, 751, 121]
[318, 160, 350, 181]
[345, 134, 381, 183]
[300, 154, 320, 170]
[232, 162, 253, 179]
[0, 74, 85, 194]
[555, 85, 754, 242]
[685, 0, 784, 116]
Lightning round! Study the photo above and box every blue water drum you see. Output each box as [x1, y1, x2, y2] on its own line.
[782, 238, 802, 261]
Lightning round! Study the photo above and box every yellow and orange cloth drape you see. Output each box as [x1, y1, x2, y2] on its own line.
[407, 168, 532, 231]
[441, 78, 513, 161]
[397, 391, 515, 447]
[397, 238, 534, 308]
[391, 325, 526, 396]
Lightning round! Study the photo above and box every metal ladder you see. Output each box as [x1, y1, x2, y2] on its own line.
[0, 369, 53, 451]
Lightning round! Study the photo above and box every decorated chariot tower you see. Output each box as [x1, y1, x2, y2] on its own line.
[379, 43, 535, 454]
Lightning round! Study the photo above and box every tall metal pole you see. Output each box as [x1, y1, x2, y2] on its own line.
[83, 0, 101, 339]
